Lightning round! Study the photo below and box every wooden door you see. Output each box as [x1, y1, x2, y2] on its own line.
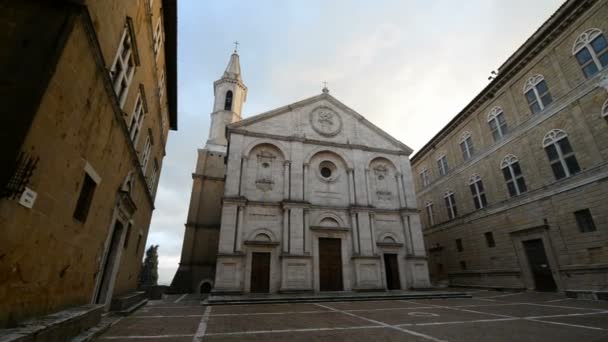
[95, 221, 124, 304]
[250, 252, 271, 293]
[319, 238, 343, 291]
[523, 239, 557, 292]
[384, 254, 401, 290]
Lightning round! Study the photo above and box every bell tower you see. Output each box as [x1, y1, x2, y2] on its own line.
[205, 47, 247, 152]
[169, 47, 246, 294]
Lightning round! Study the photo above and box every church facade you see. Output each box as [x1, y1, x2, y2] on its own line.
[171, 51, 430, 294]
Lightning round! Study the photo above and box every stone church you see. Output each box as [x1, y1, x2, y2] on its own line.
[170, 51, 430, 294]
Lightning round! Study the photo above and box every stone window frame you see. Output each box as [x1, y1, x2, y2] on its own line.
[425, 200, 434, 226]
[501, 154, 527, 197]
[523, 74, 553, 114]
[574, 209, 597, 233]
[152, 15, 164, 59]
[542, 129, 581, 180]
[444, 189, 457, 220]
[158, 69, 166, 101]
[487, 106, 508, 142]
[129, 87, 147, 145]
[572, 28, 608, 79]
[141, 135, 153, 173]
[109, 19, 139, 108]
[73, 162, 101, 223]
[468, 174, 487, 210]
[149, 158, 159, 194]
[459, 131, 474, 161]
[420, 168, 430, 187]
[436, 153, 449, 177]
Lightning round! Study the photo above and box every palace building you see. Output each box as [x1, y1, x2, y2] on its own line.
[0, 0, 177, 331]
[411, 0, 608, 297]
[171, 51, 430, 294]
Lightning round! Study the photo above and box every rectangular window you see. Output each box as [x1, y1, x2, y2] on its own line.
[123, 223, 132, 248]
[484, 232, 496, 248]
[470, 178, 487, 210]
[460, 137, 474, 161]
[130, 92, 145, 143]
[456, 238, 463, 252]
[153, 17, 163, 58]
[420, 169, 430, 187]
[460, 260, 467, 270]
[545, 137, 580, 180]
[437, 155, 449, 176]
[110, 23, 136, 108]
[141, 136, 152, 172]
[158, 70, 165, 100]
[74, 174, 97, 222]
[445, 193, 457, 219]
[489, 112, 508, 142]
[425, 202, 434, 226]
[135, 233, 143, 255]
[575, 209, 596, 233]
[149, 159, 159, 193]
[502, 161, 527, 197]
[536, 80, 552, 108]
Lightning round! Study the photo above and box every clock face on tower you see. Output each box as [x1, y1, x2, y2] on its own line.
[310, 106, 342, 137]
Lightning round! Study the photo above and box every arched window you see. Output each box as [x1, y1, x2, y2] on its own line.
[501, 155, 527, 197]
[572, 28, 608, 78]
[468, 174, 487, 210]
[523, 75, 553, 114]
[437, 153, 449, 176]
[444, 190, 457, 220]
[420, 168, 430, 187]
[459, 131, 474, 161]
[487, 106, 508, 142]
[224, 90, 233, 110]
[602, 99, 608, 119]
[542, 129, 580, 180]
[425, 200, 434, 226]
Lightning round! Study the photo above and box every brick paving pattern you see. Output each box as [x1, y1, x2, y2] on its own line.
[97, 290, 608, 341]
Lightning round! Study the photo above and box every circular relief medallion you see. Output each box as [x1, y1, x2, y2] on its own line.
[310, 106, 342, 137]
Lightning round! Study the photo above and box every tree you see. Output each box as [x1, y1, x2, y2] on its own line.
[139, 245, 159, 287]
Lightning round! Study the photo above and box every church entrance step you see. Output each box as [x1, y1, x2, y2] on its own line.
[206, 290, 470, 305]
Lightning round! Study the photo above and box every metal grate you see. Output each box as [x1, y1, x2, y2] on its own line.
[2, 152, 39, 199]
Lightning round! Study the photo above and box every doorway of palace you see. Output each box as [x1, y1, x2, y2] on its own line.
[94, 220, 124, 304]
[319, 238, 343, 291]
[523, 239, 557, 292]
[384, 254, 401, 290]
[250, 252, 271, 293]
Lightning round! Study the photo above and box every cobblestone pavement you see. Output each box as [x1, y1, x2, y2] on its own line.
[96, 289, 608, 341]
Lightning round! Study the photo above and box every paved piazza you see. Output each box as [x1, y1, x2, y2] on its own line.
[97, 290, 608, 341]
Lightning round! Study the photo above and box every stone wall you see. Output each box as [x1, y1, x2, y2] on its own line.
[0, 0, 173, 327]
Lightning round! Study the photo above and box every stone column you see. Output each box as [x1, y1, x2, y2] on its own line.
[239, 156, 248, 196]
[235, 204, 245, 252]
[350, 211, 360, 254]
[369, 212, 376, 255]
[282, 208, 290, 253]
[347, 168, 355, 205]
[303, 163, 309, 201]
[283, 161, 291, 200]
[396, 172, 406, 207]
[365, 168, 372, 206]
[401, 213, 414, 255]
[304, 209, 310, 254]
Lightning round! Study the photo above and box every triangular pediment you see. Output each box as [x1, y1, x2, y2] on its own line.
[228, 93, 412, 153]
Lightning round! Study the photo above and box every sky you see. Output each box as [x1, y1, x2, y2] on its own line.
[148, 0, 565, 285]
